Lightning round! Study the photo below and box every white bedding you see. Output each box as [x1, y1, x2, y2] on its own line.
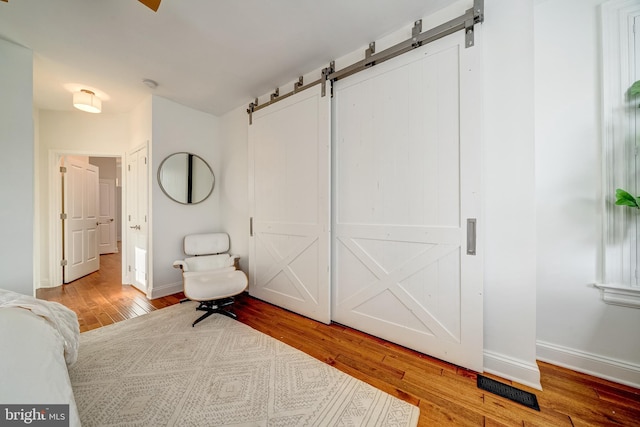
[0, 289, 80, 365]
[0, 289, 81, 427]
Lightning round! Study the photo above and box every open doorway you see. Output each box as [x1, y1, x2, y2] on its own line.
[50, 152, 124, 287]
[91, 157, 121, 257]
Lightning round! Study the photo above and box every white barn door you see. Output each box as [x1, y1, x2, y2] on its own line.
[249, 85, 331, 323]
[332, 31, 483, 371]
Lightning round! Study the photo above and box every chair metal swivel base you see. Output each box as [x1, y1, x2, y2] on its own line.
[192, 297, 236, 327]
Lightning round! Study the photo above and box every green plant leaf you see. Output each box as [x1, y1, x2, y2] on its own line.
[615, 188, 640, 208]
[630, 80, 640, 97]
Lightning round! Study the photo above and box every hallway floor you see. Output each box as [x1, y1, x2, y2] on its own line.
[37, 245, 184, 332]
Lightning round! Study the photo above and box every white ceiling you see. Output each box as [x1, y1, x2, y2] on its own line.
[0, 0, 455, 116]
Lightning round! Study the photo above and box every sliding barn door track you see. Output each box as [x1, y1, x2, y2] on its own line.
[247, 0, 484, 124]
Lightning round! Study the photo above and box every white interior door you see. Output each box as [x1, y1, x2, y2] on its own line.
[126, 145, 148, 294]
[98, 178, 118, 254]
[332, 31, 483, 371]
[248, 84, 331, 323]
[63, 156, 100, 283]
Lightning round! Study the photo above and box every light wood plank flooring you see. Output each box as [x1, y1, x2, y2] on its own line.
[37, 249, 640, 426]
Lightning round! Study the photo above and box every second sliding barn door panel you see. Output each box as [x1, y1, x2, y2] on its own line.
[331, 30, 484, 371]
[248, 85, 331, 324]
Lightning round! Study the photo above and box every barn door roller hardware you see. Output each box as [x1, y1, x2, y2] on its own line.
[246, 98, 259, 125]
[247, 0, 483, 122]
[411, 20, 422, 48]
[464, 0, 483, 48]
[365, 42, 376, 60]
[247, 62, 334, 123]
[321, 62, 335, 97]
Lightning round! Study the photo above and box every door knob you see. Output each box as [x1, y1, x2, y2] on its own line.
[129, 225, 141, 230]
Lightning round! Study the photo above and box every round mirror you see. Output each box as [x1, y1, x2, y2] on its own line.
[157, 152, 214, 204]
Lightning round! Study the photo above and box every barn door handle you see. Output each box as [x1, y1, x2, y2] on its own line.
[466, 218, 476, 255]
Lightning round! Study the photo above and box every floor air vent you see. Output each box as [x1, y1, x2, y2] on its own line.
[477, 375, 540, 411]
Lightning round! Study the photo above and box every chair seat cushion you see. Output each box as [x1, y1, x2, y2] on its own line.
[183, 270, 248, 301]
[184, 254, 232, 272]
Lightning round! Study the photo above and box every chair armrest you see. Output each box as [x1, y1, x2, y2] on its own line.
[173, 260, 188, 271]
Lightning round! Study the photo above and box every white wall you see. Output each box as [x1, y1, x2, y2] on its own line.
[89, 157, 118, 180]
[36, 111, 130, 288]
[481, 0, 539, 388]
[0, 39, 34, 295]
[149, 96, 222, 297]
[219, 106, 250, 272]
[129, 95, 152, 150]
[535, 0, 640, 387]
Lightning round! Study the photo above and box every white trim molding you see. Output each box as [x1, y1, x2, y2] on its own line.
[148, 281, 183, 300]
[38, 279, 52, 289]
[595, 283, 640, 308]
[483, 350, 542, 390]
[537, 340, 640, 389]
[601, 0, 640, 291]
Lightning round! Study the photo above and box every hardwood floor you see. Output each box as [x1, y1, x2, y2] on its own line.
[37, 247, 184, 332]
[37, 250, 640, 426]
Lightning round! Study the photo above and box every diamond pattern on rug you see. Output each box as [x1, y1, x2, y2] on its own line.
[275, 352, 342, 412]
[129, 332, 225, 375]
[69, 301, 419, 426]
[68, 336, 157, 383]
[207, 327, 277, 365]
[72, 371, 196, 426]
[179, 361, 271, 425]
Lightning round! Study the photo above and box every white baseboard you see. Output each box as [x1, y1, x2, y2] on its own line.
[148, 281, 183, 299]
[37, 279, 55, 289]
[483, 350, 542, 390]
[537, 340, 640, 389]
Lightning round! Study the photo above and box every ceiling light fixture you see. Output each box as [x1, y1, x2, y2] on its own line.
[73, 89, 102, 113]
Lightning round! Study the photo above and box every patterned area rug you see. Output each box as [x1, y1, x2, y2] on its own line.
[69, 302, 420, 426]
